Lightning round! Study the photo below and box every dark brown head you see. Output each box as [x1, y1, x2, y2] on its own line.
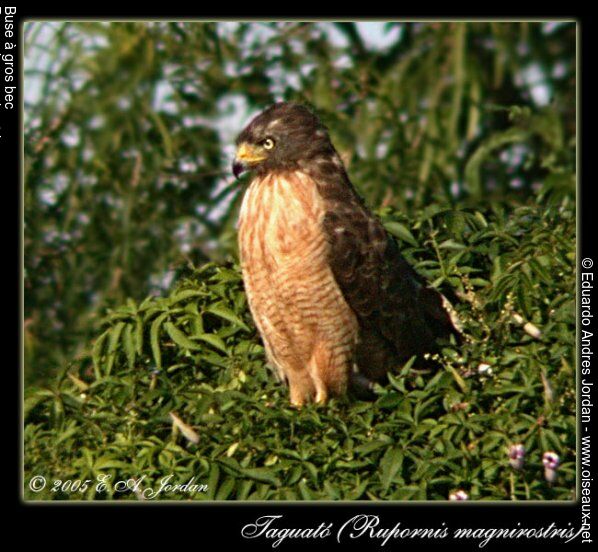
[233, 102, 337, 178]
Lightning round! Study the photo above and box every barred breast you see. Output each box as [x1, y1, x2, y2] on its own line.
[238, 171, 358, 405]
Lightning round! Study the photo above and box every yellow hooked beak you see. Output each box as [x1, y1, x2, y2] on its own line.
[233, 143, 266, 178]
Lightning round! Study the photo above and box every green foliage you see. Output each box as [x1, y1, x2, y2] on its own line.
[24, 21, 575, 384]
[25, 190, 575, 501]
[24, 21, 576, 501]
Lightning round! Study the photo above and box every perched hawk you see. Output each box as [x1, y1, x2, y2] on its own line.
[233, 102, 460, 406]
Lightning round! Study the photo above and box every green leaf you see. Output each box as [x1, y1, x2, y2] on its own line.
[105, 321, 125, 376]
[194, 333, 228, 354]
[164, 321, 203, 351]
[123, 323, 136, 370]
[150, 312, 169, 370]
[91, 329, 110, 380]
[169, 289, 208, 305]
[205, 303, 250, 332]
[383, 221, 419, 247]
[446, 366, 468, 393]
[379, 446, 404, 493]
[134, 316, 144, 355]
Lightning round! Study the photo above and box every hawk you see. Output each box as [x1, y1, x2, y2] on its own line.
[233, 102, 460, 406]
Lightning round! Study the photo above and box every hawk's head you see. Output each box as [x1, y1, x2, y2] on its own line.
[233, 102, 336, 178]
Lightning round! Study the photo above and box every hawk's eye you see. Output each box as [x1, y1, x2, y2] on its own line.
[262, 138, 275, 150]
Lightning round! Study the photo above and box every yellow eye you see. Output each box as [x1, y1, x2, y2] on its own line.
[262, 138, 275, 150]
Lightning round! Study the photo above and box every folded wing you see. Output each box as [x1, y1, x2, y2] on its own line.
[321, 190, 461, 382]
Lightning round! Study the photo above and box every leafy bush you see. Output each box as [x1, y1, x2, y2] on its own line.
[24, 21, 575, 502]
[24, 22, 576, 385]
[24, 189, 575, 501]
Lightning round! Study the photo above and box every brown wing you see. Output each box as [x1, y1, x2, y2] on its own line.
[321, 189, 461, 382]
